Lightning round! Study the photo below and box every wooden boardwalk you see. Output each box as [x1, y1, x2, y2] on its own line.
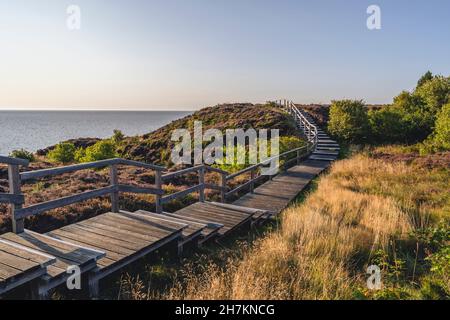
[173, 202, 268, 236]
[0, 239, 55, 295]
[0, 101, 339, 298]
[233, 159, 331, 215]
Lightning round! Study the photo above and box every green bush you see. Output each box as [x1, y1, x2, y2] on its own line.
[74, 147, 87, 163]
[368, 107, 407, 143]
[327, 100, 370, 143]
[77, 140, 117, 163]
[9, 149, 35, 162]
[214, 136, 305, 173]
[47, 142, 76, 163]
[433, 103, 450, 150]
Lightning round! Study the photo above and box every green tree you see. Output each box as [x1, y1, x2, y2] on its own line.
[327, 100, 370, 143]
[415, 75, 450, 117]
[47, 142, 76, 163]
[417, 71, 433, 88]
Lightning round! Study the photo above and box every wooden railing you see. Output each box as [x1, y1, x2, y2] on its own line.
[1, 157, 165, 234]
[1, 99, 319, 234]
[159, 165, 228, 212]
[0, 156, 30, 233]
[275, 99, 318, 148]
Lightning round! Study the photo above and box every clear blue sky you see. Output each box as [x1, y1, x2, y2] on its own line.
[0, 0, 449, 110]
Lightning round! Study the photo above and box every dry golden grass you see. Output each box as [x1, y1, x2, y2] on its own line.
[157, 154, 425, 300]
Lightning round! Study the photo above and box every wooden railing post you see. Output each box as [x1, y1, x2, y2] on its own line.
[220, 172, 227, 203]
[198, 167, 205, 202]
[250, 168, 255, 193]
[109, 164, 119, 213]
[8, 164, 24, 234]
[155, 170, 163, 213]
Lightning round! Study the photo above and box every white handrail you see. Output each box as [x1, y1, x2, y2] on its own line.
[275, 100, 318, 150]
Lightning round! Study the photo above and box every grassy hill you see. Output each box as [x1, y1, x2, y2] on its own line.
[0, 103, 301, 234]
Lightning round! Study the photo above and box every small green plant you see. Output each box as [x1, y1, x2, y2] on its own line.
[32, 182, 47, 193]
[77, 139, 117, 163]
[9, 149, 35, 162]
[112, 129, 125, 144]
[47, 142, 76, 163]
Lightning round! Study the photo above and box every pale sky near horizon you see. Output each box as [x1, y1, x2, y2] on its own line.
[0, 0, 449, 111]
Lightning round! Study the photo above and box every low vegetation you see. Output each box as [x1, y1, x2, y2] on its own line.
[9, 149, 35, 162]
[131, 148, 448, 300]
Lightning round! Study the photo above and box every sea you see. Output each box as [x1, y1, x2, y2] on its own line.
[0, 111, 191, 155]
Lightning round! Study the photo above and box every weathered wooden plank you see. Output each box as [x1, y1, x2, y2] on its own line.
[0, 250, 40, 272]
[204, 183, 225, 191]
[0, 232, 102, 265]
[162, 165, 203, 181]
[0, 240, 55, 266]
[9, 164, 24, 233]
[48, 229, 136, 256]
[20, 158, 165, 181]
[136, 210, 206, 238]
[58, 224, 149, 251]
[89, 214, 174, 239]
[20, 159, 117, 181]
[86, 214, 172, 239]
[76, 219, 161, 243]
[0, 262, 23, 282]
[0, 155, 29, 166]
[116, 211, 188, 232]
[0, 193, 24, 205]
[118, 184, 164, 195]
[118, 159, 165, 171]
[164, 213, 224, 229]
[15, 186, 116, 219]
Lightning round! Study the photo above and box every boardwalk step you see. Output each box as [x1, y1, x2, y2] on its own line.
[162, 212, 223, 244]
[135, 210, 206, 244]
[313, 150, 339, 156]
[0, 239, 56, 295]
[173, 202, 256, 237]
[309, 155, 337, 161]
[0, 230, 104, 291]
